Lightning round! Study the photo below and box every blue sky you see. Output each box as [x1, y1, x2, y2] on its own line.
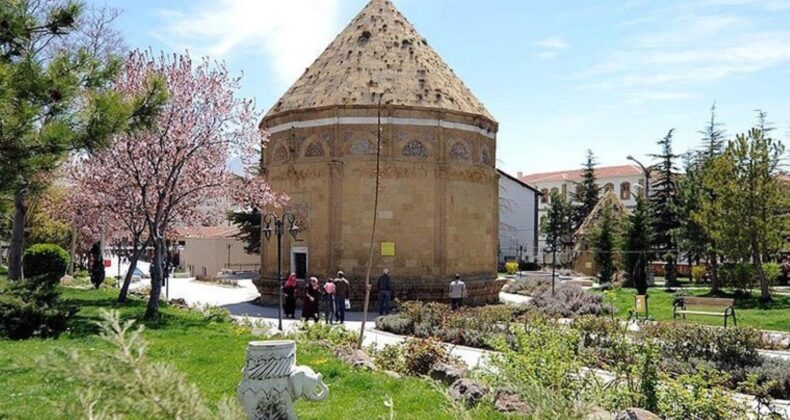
[87, 0, 790, 175]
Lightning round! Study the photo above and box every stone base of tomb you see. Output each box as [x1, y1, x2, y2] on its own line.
[253, 275, 506, 307]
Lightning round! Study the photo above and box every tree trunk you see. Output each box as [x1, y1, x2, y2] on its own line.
[754, 249, 771, 302]
[145, 231, 165, 319]
[709, 253, 720, 294]
[118, 238, 144, 303]
[68, 226, 78, 276]
[8, 192, 28, 281]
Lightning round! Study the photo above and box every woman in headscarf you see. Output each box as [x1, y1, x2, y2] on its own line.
[302, 276, 322, 323]
[283, 273, 298, 319]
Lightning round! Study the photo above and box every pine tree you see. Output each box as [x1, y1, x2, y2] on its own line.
[680, 105, 727, 292]
[542, 191, 573, 267]
[592, 204, 618, 285]
[1, 1, 165, 281]
[228, 209, 262, 254]
[623, 194, 652, 294]
[574, 150, 600, 230]
[649, 130, 680, 287]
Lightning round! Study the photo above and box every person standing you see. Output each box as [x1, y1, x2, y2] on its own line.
[449, 274, 466, 310]
[323, 277, 336, 324]
[283, 273, 298, 319]
[377, 268, 392, 316]
[302, 276, 322, 323]
[333, 271, 350, 324]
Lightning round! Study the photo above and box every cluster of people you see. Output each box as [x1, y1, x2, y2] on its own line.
[282, 271, 351, 324]
[280, 269, 469, 323]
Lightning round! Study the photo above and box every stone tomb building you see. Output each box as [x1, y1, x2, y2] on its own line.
[257, 0, 502, 304]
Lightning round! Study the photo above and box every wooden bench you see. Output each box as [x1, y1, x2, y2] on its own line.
[673, 297, 737, 327]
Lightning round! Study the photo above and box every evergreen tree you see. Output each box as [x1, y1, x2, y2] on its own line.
[0, 0, 165, 281]
[649, 130, 680, 287]
[623, 194, 652, 294]
[701, 127, 786, 301]
[228, 209, 262, 254]
[574, 150, 600, 230]
[679, 105, 727, 292]
[592, 204, 618, 286]
[542, 191, 573, 267]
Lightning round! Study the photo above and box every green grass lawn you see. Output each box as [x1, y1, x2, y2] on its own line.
[0, 287, 503, 419]
[600, 287, 790, 332]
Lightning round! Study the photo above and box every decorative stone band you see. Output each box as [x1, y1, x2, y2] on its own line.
[266, 116, 497, 140]
[243, 341, 297, 380]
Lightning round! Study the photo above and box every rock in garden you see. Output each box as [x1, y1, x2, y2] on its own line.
[449, 378, 487, 407]
[614, 408, 660, 420]
[384, 370, 402, 379]
[585, 406, 613, 420]
[429, 362, 468, 385]
[493, 390, 530, 415]
[350, 349, 377, 371]
[169, 298, 188, 308]
[59, 275, 73, 285]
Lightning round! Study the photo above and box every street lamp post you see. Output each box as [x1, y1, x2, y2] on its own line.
[627, 155, 651, 201]
[262, 212, 300, 331]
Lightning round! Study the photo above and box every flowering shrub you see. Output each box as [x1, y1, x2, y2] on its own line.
[504, 261, 518, 275]
[691, 265, 706, 283]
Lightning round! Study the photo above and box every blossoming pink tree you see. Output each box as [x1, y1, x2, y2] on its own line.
[85, 50, 274, 318]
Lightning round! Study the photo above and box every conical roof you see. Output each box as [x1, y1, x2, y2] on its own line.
[264, 0, 494, 122]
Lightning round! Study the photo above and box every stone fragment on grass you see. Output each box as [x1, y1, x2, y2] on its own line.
[449, 378, 487, 407]
[334, 346, 377, 371]
[59, 275, 73, 285]
[613, 408, 660, 420]
[384, 370, 402, 379]
[493, 390, 530, 414]
[169, 298, 188, 308]
[585, 406, 613, 420]
[429, 362, 468, 385]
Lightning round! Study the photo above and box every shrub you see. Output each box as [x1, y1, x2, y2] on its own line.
[763, 263, 781, 285]
[375, 314, 413, 335]
[194, 304, 233, 323]
[295, 321, 357, 347]
[75, 269, 89, 279]
[504, 261, 518, 275]
[691, 265, 706, 283]
[640, 322, 761, 371]
[657, 368, 748, 419]
[528, 283, 611, 318]
[0, 279, 74, 339]
[401, 338, 451, 376]
[718, 263, 756, 294]
[103, 276, 119, 288]
[40, 310, 245, 419]
[0, 265, 8, 276]
[22, 243, 70, 282]
[746, 357, 790, 399]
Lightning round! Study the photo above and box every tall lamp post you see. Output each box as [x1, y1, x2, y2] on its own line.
[262, 212, 300, 331]
[627, 155, 651, 201]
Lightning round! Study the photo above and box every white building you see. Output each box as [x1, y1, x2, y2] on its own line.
[518, 164, 647, 262]
[176, 225, 260, 278]
[498, 169, 541, 264]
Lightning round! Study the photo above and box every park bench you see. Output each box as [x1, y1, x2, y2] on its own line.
[673, 296, 737, 328]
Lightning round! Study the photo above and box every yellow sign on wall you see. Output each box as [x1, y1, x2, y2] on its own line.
[381, 242, 395, 256]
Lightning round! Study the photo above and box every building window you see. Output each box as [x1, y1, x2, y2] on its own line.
[304, 142, 326, 157]
[350, 139, 376, 155]
[450, 142, 469, 160]
[402, 140, 428, 158]
[620, 182, 631, 200]
[540, 189, 549, 203]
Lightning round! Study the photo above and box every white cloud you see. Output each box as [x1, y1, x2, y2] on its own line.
[534, 51, 557, 60]
[153, 0, 342, 86]
[535, 37, 570, 49]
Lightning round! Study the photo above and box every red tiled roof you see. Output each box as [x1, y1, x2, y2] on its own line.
[519, 165, 643, 184]
[175, 225, 239, 239]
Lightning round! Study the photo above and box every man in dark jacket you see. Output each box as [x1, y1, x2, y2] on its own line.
[377, 268, 392, 315]
[333, 271, 350, 324]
